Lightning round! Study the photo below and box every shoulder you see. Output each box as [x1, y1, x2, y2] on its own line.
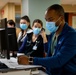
[27, 32, 33, 36]
[27, 29, 33, 33]
[61, 26, 76, 44]
[67, 31, 76, 39]
[64, 24, 76, 37]
[27, 32, 33, 40]
[18, 31, 22, 36]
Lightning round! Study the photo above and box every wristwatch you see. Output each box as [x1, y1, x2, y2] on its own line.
[29, 57, 33, 65]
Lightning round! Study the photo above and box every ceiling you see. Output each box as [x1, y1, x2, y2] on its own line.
[0, 0, 21, 9]
[0, 0, 76, 10]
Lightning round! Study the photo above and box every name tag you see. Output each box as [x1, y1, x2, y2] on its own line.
[33, 45, 37, 50]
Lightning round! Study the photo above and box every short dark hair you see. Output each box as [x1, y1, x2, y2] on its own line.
[47, 4, 65, 16]
[20, 15, 31, 29]
[32, 19, 43, 27]
[7, 19, 15, 27]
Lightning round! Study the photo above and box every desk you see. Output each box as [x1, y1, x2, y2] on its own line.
[0, 69, 48, 75]
[0, 69, 31, 75]
[0, 57, 48, 75]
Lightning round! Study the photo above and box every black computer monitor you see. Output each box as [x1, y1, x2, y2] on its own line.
[0, 18, 18, 59]
[0, 18, 7, 57]
[7, 28, 18, 51]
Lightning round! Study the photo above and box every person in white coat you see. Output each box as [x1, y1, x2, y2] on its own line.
[17, 15, 32, 48]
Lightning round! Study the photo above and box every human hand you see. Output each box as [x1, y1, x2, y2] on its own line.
[17, 55, 29, 65]
[40, 30, 48, 43]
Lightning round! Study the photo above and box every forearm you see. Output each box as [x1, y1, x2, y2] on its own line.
[44, 43, 48, 53]
[33, 47, 76, 69]
[43, 35, 48, 43]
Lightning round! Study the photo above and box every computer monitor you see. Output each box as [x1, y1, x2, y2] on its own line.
[0, 18, 18, 59]
[8, 28, 18, 51]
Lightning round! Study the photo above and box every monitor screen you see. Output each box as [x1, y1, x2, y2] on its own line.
[0, 18, 18, 59]
[7, 28, 18, 51]
[1, 28, 18, 50]
[0, 18, 7, 55]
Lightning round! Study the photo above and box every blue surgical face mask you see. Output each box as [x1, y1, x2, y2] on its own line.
[46, 22, 58, 33]
[33, 28, 41, 35]
[20, 24, 28, 30]
[46, 17, 61, 33]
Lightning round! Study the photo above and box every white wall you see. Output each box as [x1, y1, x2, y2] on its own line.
[21, 0, 29, 16]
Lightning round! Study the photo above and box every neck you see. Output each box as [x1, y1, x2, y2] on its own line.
[32, 34, 38, 42]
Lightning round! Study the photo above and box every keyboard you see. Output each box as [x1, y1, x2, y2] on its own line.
[0, 62, 9, 69]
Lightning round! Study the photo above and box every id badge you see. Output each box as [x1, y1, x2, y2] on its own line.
[33, 45, 37, 50]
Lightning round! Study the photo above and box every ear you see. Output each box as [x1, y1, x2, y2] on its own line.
[27, 22, 30, 26]
[61, 16, 64, 21]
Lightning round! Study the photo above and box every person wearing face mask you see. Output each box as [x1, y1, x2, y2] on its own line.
[18, 4, 76, 75]
[18, 19, 46, 57]
[17, 15, 32, 48]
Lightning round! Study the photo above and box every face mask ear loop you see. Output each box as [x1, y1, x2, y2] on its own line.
[56, 16, 61, 23]
[55, 16, 61, 27]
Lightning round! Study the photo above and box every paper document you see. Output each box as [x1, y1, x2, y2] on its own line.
[0, 57, 41, 69]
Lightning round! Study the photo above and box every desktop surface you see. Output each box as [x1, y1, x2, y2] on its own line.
[0, 57, 42, 69]
[0, 57, 48, 75]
